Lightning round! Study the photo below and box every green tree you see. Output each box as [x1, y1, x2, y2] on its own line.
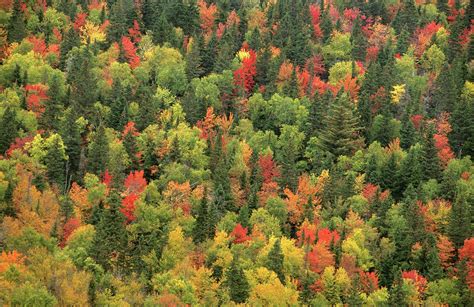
[41, 74, 64, 131]
[319, 93, 363, 158]
[87, 125, 109, 176]
[7, 0, 27, 43]
[266, 238, 285, 284]
[44, 134, 68, 192]
[60, 27, 81, 70]
[0, 108, 18, 154]
[60, 108, 82, 185]
[227, 256, 250, 304]
[276, 125, 305, 191]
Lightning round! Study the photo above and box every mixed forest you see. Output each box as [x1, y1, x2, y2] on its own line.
[0, 0, 473, 305]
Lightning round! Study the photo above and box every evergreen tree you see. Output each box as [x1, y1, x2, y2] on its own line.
[351, 17, 367, 62]
[396, 28, 410, 55]
[41, 74, 63, 131]
[59, 27, 81, 71]
[389, 271, 409, 306]
[0, 108, 18, 154]
[7, 0, 27, 43]
[193, 191, 209, 244]
[266, 239, 285, 284]
[152, 13, 174, 45]
[87, 125, 109, 176]
[319, 93, 363, 158]
[227, 256, 250, 303]
[449, 186, 472, 248]
[422, 124, 442, 181]
[185, 36, 203, 80]
[400, 111, 416, 149]
[283, 67, 299, 98]
[436, 0, 449, 15]
[108, 0, 134, 43]
[450, 88, 474, 157]
[431, 63, 458, 115]
[45, 135, 67, 192]
[60, 108, 82, 185]
[108, 81, 130, 131]
[91, 191, 128, 271]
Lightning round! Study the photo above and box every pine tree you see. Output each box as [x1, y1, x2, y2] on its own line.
[41, 74, 64, 131]
[185, 36, 203, 80]
[0, 108, 18, 154]
[422, 124, 442, 181]
[266, 239, 285, 284]
[45, 135, 67, 192]
[193, 190, 209, 244]
[319, 93, 363, 158]
[60, 27, 81, 70]
[227, 256, 250, 303]
[88, 125, 109, 176]
[351, 17, 367, 62]
[91, 190, 128, 271]
[60, 108, 82, 185]
[7, 0, 27, 43]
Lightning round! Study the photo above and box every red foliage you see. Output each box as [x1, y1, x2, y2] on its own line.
[437, 235, 455, 270]
[196, 107, 217, 140]
[25, 83, 48, 116]
[121, 36, 140, 69]
[198, 0, 217, 34]
[128, 20, 141, 43]
[0, 0, 12, 11]
[414, 22, 441, 58]
[297, 221, 317, 246]
[309, 4, 322, 39]
[0, 250, 25, 273]
[124, 170, 147, 195]
[305, 55, 326, 77]
[402, 270, 428, 293]
[61, 217, 81, 247]
[434, 114, 454, 166]
[73, 12, 88, 31]
[258, 153, 280, 184]
[310, 77, 328, 96]
[122, 121, 139, 139]
[297, 68, 310, 97]
[459, 238, 474, 290]
[362, 183, 378, 203]
[360, 271, 379, 293]
[28, 36, 47, 56]
[102, 170, 112, 188]
[411, 114, 424, 130]
[307, 242, 335, 274]
[366, 45, 380, 62]
[6, 135, 34, 157]
[230, 223, 251, 244]
[120, 193, 138, 223]
[234, 49, 257, 94]
[317, 228, 340, 246]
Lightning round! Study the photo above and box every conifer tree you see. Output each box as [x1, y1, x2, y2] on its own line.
[45, 135, 67, 192]
[227, 256, 250, 303]
[60, 27, 81, 70]
[0, 108, 18, 154]
[351, 17, 367, 62]
[400, 111, 416, 149]
[7, 0, 27, 43]
[319, 93, 363, 158]
[422, 124, 442, 181]
[91, 191, 128, 271]
[449, 186, 472, 248]
[88, 125, 109, 176]
[60, 108, 82, 185]
[185, 36, 203, 80]
[41, 74, 63, 131]
[193, 190, 209, 244]
[266, 239, 285, 284]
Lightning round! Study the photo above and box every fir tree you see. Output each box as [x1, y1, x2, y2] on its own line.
[422, 124, 442, 181]
[41, 74, 64, 131]
[400, 111, 416, 149]
[449, 187, 472, 248]
[227, 256, 250, 303]
[91, 191, 128, 271]
[45, 136, 67, 192]
[60, 108, 82, 185]
[87, 125, 109, 176]
[0, 108, 18, 154]
[185, 36, 203, 80]
[7, 0, 27, 43]
[266, 239, 285, 284]
[193, 190, 209, 244]
[60, 27, 81, 70]
[351, 17, 367, 62]
[319, 93, 363, 158]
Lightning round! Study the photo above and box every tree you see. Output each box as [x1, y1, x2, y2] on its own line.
[193, 191, 210, 244]
[7, 0, 26, 43]
[0, 108, 18, 154]
[266, 238, 285, 284]
[91, 190, 128, 271]
[276, 125, 305, 191]
[319, 93, 363, 158]
[351, 17, 367, 62]
[44, 135, 68, 192]
[87, 125, 109, 176]
[185, 37, 203, 80]
[422, 124, 442, 181]
[60, 108, 82, 185]
[60, 27, 81, 70]
[227, 256, 250, 303]
[40, 74, 63, 131]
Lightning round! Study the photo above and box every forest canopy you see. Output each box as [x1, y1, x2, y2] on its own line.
[0, 0, 473, 305]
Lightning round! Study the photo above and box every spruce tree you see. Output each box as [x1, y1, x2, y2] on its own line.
[7, 0, 27, 43]
[227, 257, 250, 304]
[422, 124, 442, 181]
[45, 135, 67, 192]
[449, 186, 472, 248]
[266, 239, 285, 284]
[88, 125, 109, 176]
[351, 17, 367, 62]
[60, 108, 82, 185]
[0, 108, 18, 154]
[319, 93, 363, 158]
[41, 74, 64, 131]
[91, 191, 128, 271]
[193, 191, 209, 244]
[400, 111, 416, 149]
[60, 27, 81, 70]
[185, 36, 203, 80]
